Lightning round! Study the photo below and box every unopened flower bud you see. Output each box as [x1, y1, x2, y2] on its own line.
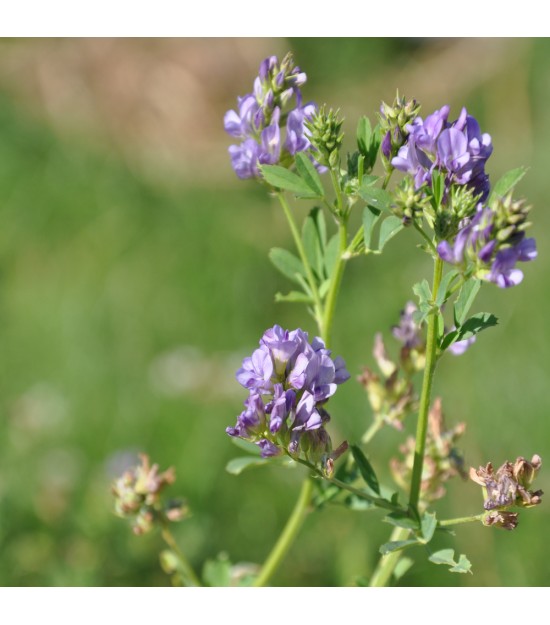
[305, 105, 344, 168]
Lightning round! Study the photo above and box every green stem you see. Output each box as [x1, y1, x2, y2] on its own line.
[438, 513, 485, 528]
[412, 221, 437, 254]
[361, 416, 384, 445]
[369, 526, 410, 587]
[408, 257, 444, 511]
[161, 524, 202, 587]
[277, 192, 323, 329]
[330, 168, 344, 213]
[253, 477, 315, 587]
[291, 455, 404, 513]
[322, 219, 348, 346]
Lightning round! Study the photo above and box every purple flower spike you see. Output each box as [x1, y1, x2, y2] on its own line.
[392, 105, 492, 201]
[224, 54, 324, 180]
[227, 325, 349, 466]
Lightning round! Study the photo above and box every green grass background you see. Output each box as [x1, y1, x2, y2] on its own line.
[0, 38, 548, 586]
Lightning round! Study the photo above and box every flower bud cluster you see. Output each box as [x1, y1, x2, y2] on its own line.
[437, 198, 537, 288]
[227, 326, 350, 472]
[470, 454, 543, 529]
[305, 106, 344, 169]
[224, 53, 322, 180]
[390, 398, 466, 504]
[391, 177, 431, 225]
[112, 454, 187, 535]
[379, 93, 420, 166]
[392, 105, 492, 202]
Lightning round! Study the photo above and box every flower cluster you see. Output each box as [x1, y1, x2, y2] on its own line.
[437, 198, 537, 288]
[112, 454, 187, 535]
[227, 326, 350, 470]
[392, 301, 475, 357]
[224, 53, 320, 180]
[391, 397, 466, 504]
[470, 454, 543, 529]
[392, 105, 493, 202]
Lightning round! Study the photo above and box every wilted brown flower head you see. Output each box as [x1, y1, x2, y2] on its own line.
[470, 454, 543, 512]
[483, 510, 519, 531]
[112, 454, 185, 535]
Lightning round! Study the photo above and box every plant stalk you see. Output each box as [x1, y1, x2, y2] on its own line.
[277, 192, 323, 326]
[161, 524, 202, 587]
[368, 526, 410, 587]
[253, 476, 315, 587]
[408, 257, 444, 511]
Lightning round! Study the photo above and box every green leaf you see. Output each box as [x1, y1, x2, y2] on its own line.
[454, 279, 481, 326]
[419, 512, 437, 544]
[363, 205, 382, 250]
[490, 166, 527, 202]
[378, 216, 404, 251]
[350, 445, 380, 494]
[295, 153, 325, 198]
[361, 174, 379, 187]
[268, 248, 306, 285]
[324, 234, 340, 276]
[413, 279, 432, 311]
[383, 512, 420, 531]
[358, 185, 392, 211]
[428, 548, 455, 566]
[230, 437, 261, 455]
[457, 312, 498, 341]
[379, 539, 419, 556]
[393, 557, 414, 583]
[344, 494, 376, 511]
[429, 549, 472, 574]
[435, 270, 458, 307]
[450, 554, 472, 574]
[225, 456, 269, 475]
[261, 164, 317, 197]
[367, 124, 382, 170]
[431, 170, 445, 207]
[275, 291, 314, 304]
[302, 212, 323, 277]
[357, 116, 372, 156]
[202, 553, 232, 587]
[318, 279, 331, 299]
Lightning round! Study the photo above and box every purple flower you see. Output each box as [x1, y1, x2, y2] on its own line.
[236, 346, 274, 392]
[227, 325, 349, 467]
[438, 205, 537, 289]
[224, 54, 324, 180]
[448, 332, 476, 356]
[392, 105, 492, 202]
[257, 439, 281, 458]
[392, 301, 423, 349]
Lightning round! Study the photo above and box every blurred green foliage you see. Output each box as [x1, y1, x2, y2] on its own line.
[0, 38, 548, 586]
